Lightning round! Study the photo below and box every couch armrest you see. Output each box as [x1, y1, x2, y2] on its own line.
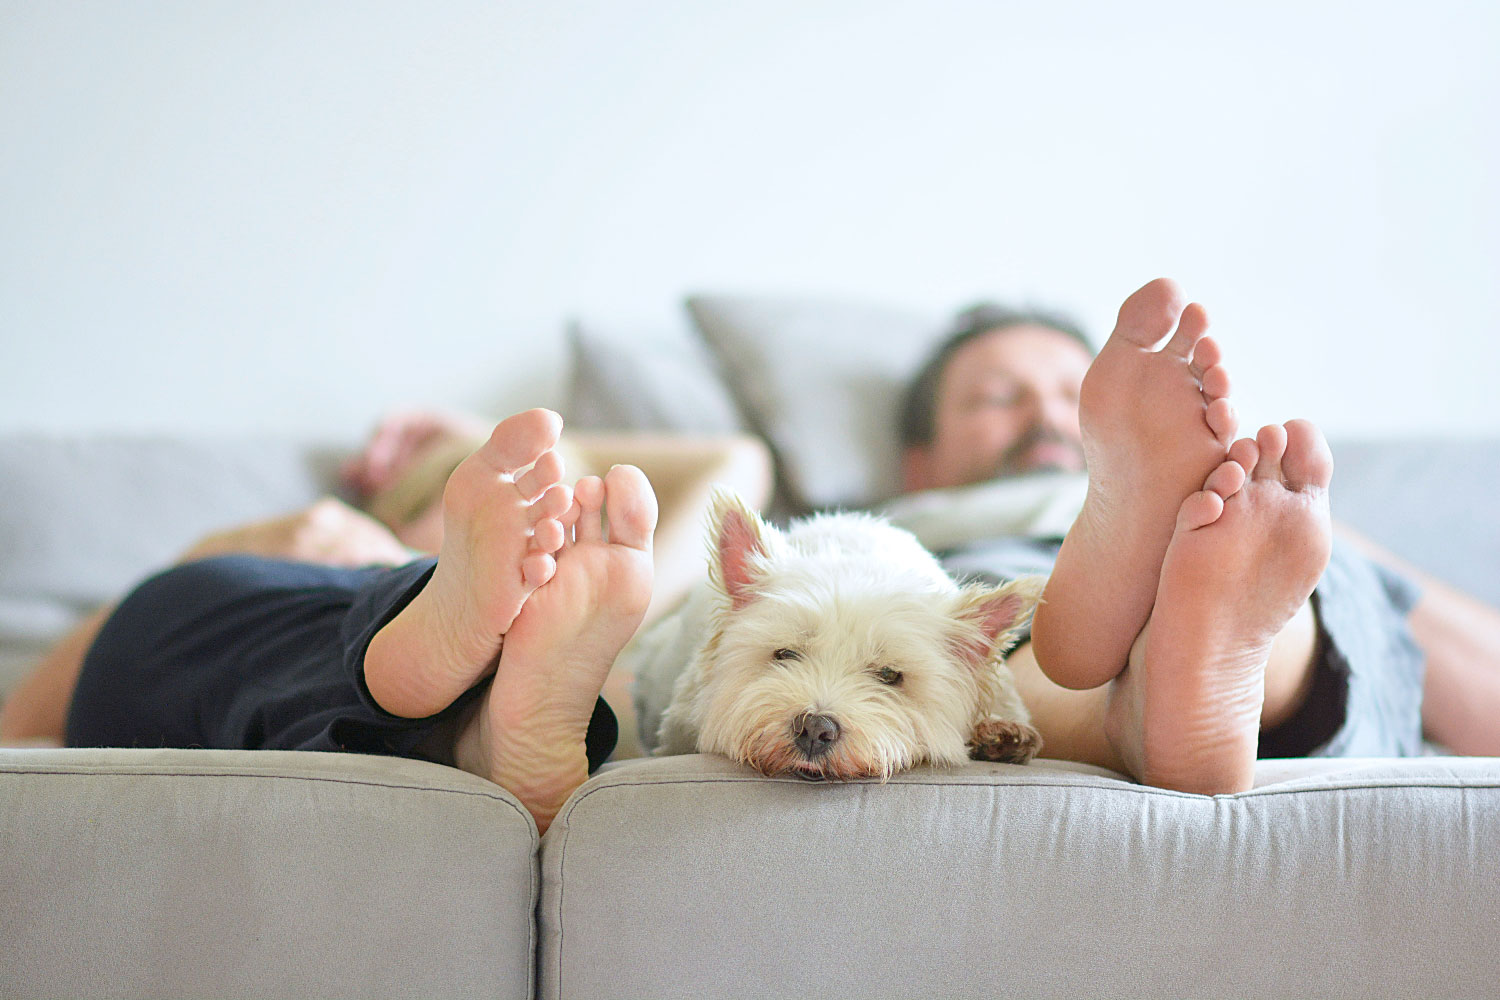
[540, 754, 1500, 1000]
[0, 748, 537, 1000]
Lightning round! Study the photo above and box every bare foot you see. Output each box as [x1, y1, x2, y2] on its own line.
[1104, 421, 1334, 794]
[1031, 278, 1238, 690]
[455, 465, 657, 833]
[363, 409, 575, 719]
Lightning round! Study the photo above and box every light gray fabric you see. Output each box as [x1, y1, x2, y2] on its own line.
[0, 434, 339, 694]
[540, 754, 1500, 1000]
[0, 747, 537, 1000]
[564, 316, 747, 435]
[686, 294, 942, 513]
[1329, 437, 1500, 607]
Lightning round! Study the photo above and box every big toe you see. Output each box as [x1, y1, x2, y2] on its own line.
[603, 465, 658, 551]
[1280, 419, 1334, 492]
[478, 409, 564, 474]
[1110, 277, 1188, 349]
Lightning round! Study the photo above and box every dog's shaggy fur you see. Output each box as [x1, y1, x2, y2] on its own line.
[628, 490, 1044, 781]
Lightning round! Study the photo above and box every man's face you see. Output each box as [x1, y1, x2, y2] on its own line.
[903, 325, 1091, 491]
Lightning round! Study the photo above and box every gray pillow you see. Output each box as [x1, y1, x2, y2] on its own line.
[1329, 438, 1500, 607]
[564, 317, 747, 435]
[686, 294, 943, 513]
[0, 434, 338, 695]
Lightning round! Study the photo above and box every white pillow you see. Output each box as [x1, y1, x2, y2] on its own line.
[686, 294, 943, 513]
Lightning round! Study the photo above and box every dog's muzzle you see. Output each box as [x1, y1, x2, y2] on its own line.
[790, 712, 841, 762]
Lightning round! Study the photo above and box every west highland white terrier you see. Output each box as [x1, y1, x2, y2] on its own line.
[627, 490, 1044, 781]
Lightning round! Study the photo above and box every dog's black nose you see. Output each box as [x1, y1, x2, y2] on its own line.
[791, 713, 841, 759]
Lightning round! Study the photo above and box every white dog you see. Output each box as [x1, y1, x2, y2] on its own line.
[627, 490, 1044, 781]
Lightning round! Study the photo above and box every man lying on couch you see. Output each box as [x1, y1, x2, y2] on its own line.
[886, 280, 1500, 786]
[3, 279, 1496, 834]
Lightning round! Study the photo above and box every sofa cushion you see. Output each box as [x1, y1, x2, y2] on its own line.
[0, 748, 538, 999]
[539, 754, 1500, 1000]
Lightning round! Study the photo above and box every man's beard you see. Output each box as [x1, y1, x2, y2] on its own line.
[993, 426, 1085, 478]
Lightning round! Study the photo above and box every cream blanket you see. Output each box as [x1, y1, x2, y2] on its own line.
[873, 472, 1088, 551]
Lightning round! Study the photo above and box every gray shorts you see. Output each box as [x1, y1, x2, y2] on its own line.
[938, 536, 1425, 759]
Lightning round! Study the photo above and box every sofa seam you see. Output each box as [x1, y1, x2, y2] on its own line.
[0, 766, 535, 816]
[559, 773, 1500, 803]
[555, 808, 570, 1000]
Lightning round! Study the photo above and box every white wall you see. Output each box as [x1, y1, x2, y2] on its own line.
[3, 0, 1497, 440]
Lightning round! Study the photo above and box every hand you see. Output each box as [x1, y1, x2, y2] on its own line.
[340, 409, 492, 500]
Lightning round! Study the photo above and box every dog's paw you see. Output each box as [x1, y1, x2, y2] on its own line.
[967, 718, 1043, 764]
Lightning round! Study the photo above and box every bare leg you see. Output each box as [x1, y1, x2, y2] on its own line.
[0, 607, 113, 744]
[452, 466, 657, 833]
[1103, 422, 1333, 793]
[1032, 278, 1237, 690]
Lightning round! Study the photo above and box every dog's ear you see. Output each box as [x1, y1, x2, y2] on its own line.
[707, 488, 769, 610]
[952, 575, 1044, 667]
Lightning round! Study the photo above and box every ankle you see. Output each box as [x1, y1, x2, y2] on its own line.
[365, 594, 499, 719]
[364, 620, 432, 718]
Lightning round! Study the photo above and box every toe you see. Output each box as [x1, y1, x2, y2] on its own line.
[1206, 397, 1238, 444]
[528, 483, 573, 525]
[1253, 424, 1289, 482]
[532, 517, 565, 554]
[1280, 419, 1334, 492]
[1165, 302, 1210, 358]
[477, 409, 563, 475]
[1188, 333, 1223, 378]
[1111, 277, 1187, 349]
[574, 476, 605, 543]
[515, 450, 565, 499]
[1203, 458, 1247, 501]
[1177, 489, 1225, 531]
[521, 551, 557, 590]
[556, 496, 583, 533]
[1199, 363, 1231, 401]
[1228, 436, 1259, 474]
[602, 465, 659, 551]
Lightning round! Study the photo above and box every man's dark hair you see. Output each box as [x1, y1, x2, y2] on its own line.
[897, 302, 1093, 448]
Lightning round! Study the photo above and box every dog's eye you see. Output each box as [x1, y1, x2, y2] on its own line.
[874, 666, 903, 685]
[772, 648, 802, 662]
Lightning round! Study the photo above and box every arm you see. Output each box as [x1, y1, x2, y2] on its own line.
[564, 432, 775, 626]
